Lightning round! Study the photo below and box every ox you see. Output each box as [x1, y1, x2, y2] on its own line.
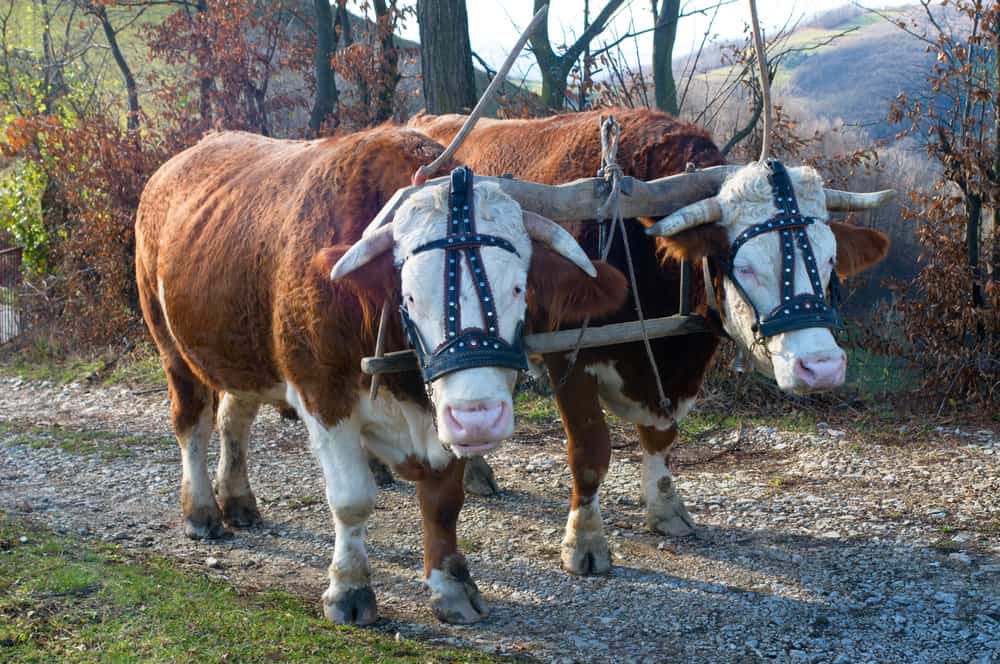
[410, 108, 890, 574]
[135, 128, 625, 623]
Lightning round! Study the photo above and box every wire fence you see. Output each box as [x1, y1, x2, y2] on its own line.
[0, 245, 22, 345]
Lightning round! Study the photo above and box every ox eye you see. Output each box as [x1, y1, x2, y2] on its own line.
[405, 294, 415, 305]
[735, 265, 754, 277]
[513, 285, 524, 297]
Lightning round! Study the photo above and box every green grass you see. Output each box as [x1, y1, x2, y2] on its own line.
[514, 392, 559, 423]
[101, 353, 165, 388]
[0, 344, 165, 388]
[845, 347, 921, 398]
[679, 409, 817, 439]
[0, 422, 167, 460]
[0, 354, 104, 384]
[0, 514, 506, 663]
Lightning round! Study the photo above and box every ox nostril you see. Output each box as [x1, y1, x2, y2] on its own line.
[795, 358, 816, 382]
[796, 354, 847, 387]
[448, 401, 506, 433]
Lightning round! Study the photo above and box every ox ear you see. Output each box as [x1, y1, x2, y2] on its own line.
[639, 218, 729, 263]
[830, 221, 889, 278]
[526, 245, 628, 330]
[313, 245, 398, 306]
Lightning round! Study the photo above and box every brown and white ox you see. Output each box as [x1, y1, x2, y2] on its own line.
[410, 109, 890, 574]
[135, 128, 625, 623]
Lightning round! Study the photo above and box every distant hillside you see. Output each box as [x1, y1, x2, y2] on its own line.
[672, 4, 947, 141]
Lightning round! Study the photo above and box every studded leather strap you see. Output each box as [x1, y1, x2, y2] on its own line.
[724, 159, 843, 339]
[400, 166, 528, 383]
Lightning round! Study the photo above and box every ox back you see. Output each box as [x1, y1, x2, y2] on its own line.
[411, 108, 727, 572]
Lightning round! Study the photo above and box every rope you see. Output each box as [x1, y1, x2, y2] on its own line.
[555, 116, 673, 418]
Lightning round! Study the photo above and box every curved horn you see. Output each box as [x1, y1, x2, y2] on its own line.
[330, 224, 395, 281]
[825, 188, 896, 211]
[522, 211, 597, 278]
[645, 197, 723, 237]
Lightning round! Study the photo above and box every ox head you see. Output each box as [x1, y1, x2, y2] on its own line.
[648, 161, 891, 394]
[329, 174, 623, 456]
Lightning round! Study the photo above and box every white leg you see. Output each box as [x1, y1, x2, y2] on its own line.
[215, 392, 262, 527]
[293, 396, 378, 625]
[180, 400, 223, 539]
[643, 450, 695, 536]
[561, 494, 611, 575]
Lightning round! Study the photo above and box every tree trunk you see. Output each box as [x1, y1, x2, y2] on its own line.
[94, 6, 140, 132]
[310, 0, 339, 134]
[967, 192, 984, 309]
[194, 0, 214, 129]
[529, 0, 624, 111]
[652, 0, 680, 115]
[372, 0, 400, 123]
[417, 0, 476, 114]
[992, 16, 1000, 288]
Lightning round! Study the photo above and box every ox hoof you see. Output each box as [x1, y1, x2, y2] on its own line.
[429, 576, 487, 624]
[647, 480, 696, 537]
[463, 456, 499, 496]
[183, 507, 226, 540]
[561, 535, 612, 575]
[322, 585, 378, 626]
[219, 493, 262, 528]
[368, 457, 396, 487]
[429, 554, 487, 624]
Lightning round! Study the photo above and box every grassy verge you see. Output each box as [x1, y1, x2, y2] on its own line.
[513, 392, 559, 424]
[0, 514, 506, 663]
[0, 422, 171, 459]
[0, 343, 165, 388]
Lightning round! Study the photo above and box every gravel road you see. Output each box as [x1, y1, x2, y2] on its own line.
[1, 375, 998, 663]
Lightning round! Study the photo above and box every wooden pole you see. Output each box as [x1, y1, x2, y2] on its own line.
[748, 0, 772, 162]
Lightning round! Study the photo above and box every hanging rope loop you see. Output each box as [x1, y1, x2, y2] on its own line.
[556, 116, 672, 418]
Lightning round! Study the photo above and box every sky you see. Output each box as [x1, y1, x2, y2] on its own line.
[390, 1, 917, 81]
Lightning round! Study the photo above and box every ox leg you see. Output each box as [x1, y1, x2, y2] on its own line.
[215, 393, 262, 528]
[639, 424, 696, 537]
[167, 369, 225, 540]
[417, 457, 487, 624]
[546, 356, 612, 576]
[463, 455, 499, 496]
[301, 409, 378, 625]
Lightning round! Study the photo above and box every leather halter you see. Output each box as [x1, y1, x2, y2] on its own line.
[399, 166, 528, 383]
[705, 159, 843, 341]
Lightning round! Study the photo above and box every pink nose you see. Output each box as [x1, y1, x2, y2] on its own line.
[442, 400, 511, 444]
[794, 353, 847, 391]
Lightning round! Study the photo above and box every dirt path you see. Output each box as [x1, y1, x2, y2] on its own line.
[1, 375, 998, 663]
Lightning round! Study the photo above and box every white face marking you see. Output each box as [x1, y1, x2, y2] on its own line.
[393, 182, 531, 446]
[717, 163, 847, 394]
[584, 362, 692, 430]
